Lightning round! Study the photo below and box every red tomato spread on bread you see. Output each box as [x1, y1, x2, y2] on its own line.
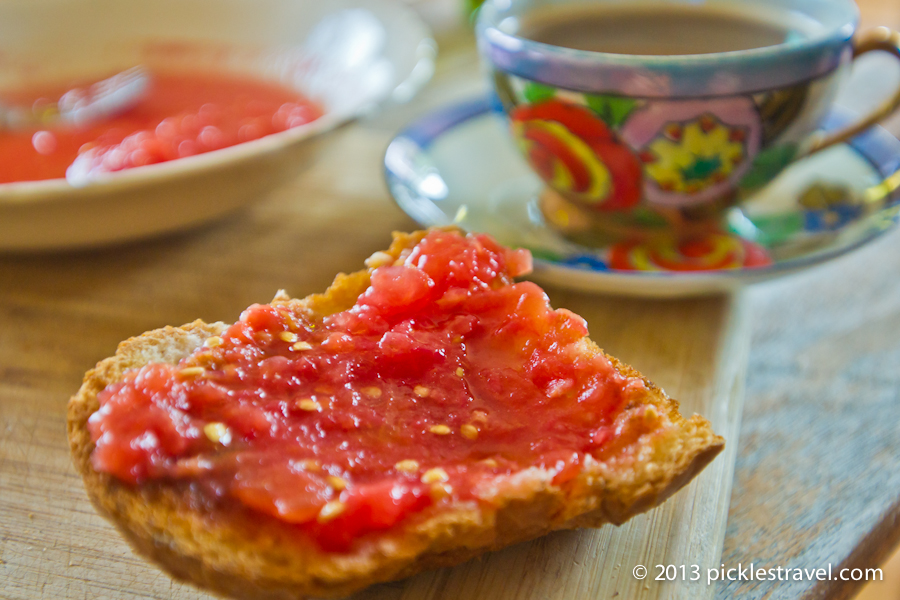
[88, 230, 649, 551]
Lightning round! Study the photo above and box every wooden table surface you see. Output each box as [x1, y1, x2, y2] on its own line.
[717, 2, 900, 599]
[1, 1, 899, 600]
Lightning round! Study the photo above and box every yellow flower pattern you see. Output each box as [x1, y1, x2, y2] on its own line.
[643, 114, 747, 195]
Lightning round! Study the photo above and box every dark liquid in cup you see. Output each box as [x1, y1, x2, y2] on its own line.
[518, 3, 815, 55]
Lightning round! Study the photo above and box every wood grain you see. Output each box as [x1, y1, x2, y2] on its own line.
[0, 12, 745, 600]
[718, 221, 900, 600]
[717, 2, 900, 599]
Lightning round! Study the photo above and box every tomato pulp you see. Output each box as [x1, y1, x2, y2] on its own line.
[0, 71, 322, 184]
[89, 230, 646, 551]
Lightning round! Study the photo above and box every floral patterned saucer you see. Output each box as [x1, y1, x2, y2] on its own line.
[384, 97, 900, 297]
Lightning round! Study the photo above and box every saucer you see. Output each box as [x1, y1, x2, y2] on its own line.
[384, 97, 900, 297]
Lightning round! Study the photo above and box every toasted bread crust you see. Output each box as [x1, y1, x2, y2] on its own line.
[68, 230, 724, 600]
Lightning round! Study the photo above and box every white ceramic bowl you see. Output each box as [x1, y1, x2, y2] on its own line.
[0, 0, 435, 251]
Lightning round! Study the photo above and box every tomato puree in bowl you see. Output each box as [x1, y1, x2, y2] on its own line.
[0, 71, 323, 184]
[88, 230, 646, 551]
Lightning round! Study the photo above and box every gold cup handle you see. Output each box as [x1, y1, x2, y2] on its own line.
[808, 27, 900, 153]
[805, 28, 900, 212]
[862, 163, 900, 208]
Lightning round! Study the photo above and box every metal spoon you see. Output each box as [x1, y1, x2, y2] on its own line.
[0, 66, 149, 131]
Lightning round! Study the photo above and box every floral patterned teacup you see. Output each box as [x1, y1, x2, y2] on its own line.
[476, 0, 900, 242]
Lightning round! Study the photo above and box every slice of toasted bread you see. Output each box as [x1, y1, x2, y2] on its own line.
[68, 229, 724, 600]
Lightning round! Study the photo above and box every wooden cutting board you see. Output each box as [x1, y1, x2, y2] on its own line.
[0, 26, 747, 600]
[0, 171, 747, 600]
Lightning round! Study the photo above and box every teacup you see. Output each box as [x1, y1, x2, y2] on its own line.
[475, 0, 900, 243]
